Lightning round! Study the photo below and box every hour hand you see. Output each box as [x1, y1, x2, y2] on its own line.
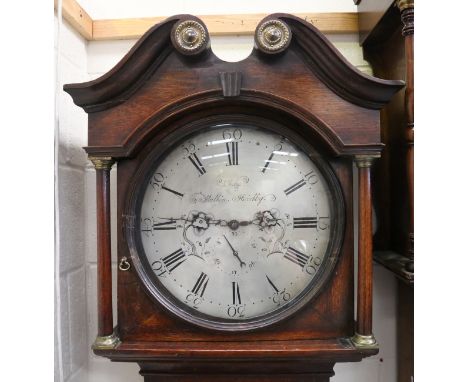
[223, 235, 246, 268]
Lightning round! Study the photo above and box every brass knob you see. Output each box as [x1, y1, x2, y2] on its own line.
[264, 26, 282, 44]
[182, 27, 200, 45]
[171, 19, 209, 55]
[255, 19, 291, 54]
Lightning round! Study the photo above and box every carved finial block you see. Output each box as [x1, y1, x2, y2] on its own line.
[255, 19, 291, 54]
[396, 0, 414, 36]
[401, 8, 414, 36]
[396, 0, 414, 11]
[219, 72, 242, 97]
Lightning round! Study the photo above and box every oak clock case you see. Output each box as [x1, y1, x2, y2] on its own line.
[64, 13, 404, 382]
[126, 119, 345, 331]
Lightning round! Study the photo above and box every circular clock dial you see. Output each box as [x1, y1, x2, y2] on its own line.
[133, 123, 342, 330]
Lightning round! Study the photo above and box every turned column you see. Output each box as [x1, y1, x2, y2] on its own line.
[352, 154, 379, 348]
[89, 156, 120, 349]
[397, 0, 414, 269]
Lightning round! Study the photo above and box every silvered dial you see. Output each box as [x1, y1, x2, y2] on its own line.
[137, 124, 336, 326]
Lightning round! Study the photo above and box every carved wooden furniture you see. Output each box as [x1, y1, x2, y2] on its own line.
[64, 13, 403, 381]
[356, 1, 414, 380]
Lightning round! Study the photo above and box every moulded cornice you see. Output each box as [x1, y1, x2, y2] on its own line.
[272, 14, 404, 109]
[64, 13, 404, 113]
[63, 15, 185, 112]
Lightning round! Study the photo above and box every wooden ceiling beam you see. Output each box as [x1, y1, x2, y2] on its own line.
[55, 1, 358, 41]
[92, 13, 359, 40]
[54, 0, 93, 40]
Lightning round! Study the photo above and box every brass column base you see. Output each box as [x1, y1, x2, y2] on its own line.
[92, 331, 121, 350]
[351, 333, 379, 350]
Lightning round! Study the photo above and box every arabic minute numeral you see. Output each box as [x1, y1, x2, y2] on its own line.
[304, 170, 319, 185]
[227, 304, 245, 318]
[318, 217, 330, 230]
[272, 290, 291, 306]
[141, 218, 153, 236]
[305, 256, 323, 275]
[222, 129, 242, 140]
[151, 260, 166, 277]
[150, 172, 164, 189]
[182, 143, 196, 155]
[185, 293, 202, 309]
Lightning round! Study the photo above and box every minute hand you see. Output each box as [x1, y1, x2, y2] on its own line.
[223, 235, 246, 268]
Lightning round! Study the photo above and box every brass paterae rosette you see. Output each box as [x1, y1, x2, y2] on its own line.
[351, 333, 379, 349]
[171, 19, 209, 55]
[92, 331, 121, 350]
[255, 19, 292, 54]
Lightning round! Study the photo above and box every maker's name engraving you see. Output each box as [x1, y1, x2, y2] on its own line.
[217, 175, 249, 190]
[190, 192, 276, 206]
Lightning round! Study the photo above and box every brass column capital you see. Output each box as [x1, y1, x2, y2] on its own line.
[354, 154, 380, 168]
[89, 156, 115, 171]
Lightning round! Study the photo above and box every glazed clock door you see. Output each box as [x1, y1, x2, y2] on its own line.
[127, 121, 344, 330]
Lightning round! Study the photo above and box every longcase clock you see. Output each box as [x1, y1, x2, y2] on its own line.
[64, 13, 403, 381]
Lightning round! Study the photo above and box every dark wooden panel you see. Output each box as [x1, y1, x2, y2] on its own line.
[138, 359, 335, 382]
[95, 338, 376, 361]
[359, 4, 414, 381]
[95, 167, 114, 336]
[397, 281, 414, 381]
[364, 24, 407, 255]
[356, 163, 373, 336]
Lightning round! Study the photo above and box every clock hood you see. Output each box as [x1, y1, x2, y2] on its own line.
[63, 13, 404, 158]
